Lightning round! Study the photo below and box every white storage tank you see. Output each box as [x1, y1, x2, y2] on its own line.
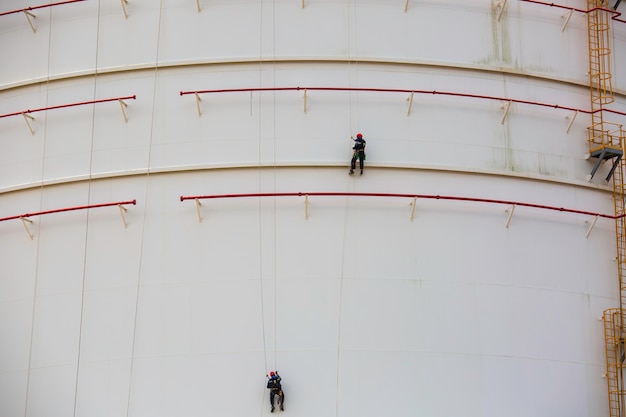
[1, 1, 625, 417]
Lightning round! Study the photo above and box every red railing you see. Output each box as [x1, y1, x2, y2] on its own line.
[180, 87, 626, 117]
[0, 0, 86, 17]
[0, 95, 137, 120]
[180, 192, 622, 219]
[520, 0, 626, 25]
[0, 200, 136, 222]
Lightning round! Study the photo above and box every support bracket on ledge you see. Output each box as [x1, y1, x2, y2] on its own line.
[304, 195, 309, 220]
[121, 0, 128, 19]
[562, 9, 574, 32]
[23, 113, 35, 135]
[496, 0, 507, 22]
[23, 10, 37, 33]
[407, 92, 414, 116]
[566, 110, 578, 133]
[195, 93, 202, 117]
[118, 205, 128, 228]
[404, 0, 410, 12]
[197, 0, 201, 12]
[20, 217, 34, 240]
[303, 89, 307, 114]
[586, 215, 599, 238]
[505, 204, 516, 228]
[195, 199, 203, 223]
[301, 0, 305, 9]
[501, 100, 512, 124]
[119, 99, 129, 122]
[410, 197, 417, 221]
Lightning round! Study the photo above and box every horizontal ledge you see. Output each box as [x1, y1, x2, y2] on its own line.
[0, 164, 614, 195]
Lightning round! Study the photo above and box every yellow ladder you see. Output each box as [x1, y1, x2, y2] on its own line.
[604, 309, 626, 417]
[593, 0, 626, 415]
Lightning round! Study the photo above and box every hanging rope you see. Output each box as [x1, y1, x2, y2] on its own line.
[125, 2, 164, 417]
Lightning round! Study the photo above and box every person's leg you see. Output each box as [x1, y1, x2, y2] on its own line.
[279, 391, 284, 411]
[359, 152, 364, 174]
[270, 391, 276, 412]
[350, 153, 357, 173]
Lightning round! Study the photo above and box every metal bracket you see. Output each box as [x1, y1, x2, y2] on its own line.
[121, 0, 128, 19]
[410, 197, 417, 221]
[301, 0, 305, 8]
[566, 110, 578, 133]
[587, 148, 623, 182]
[505, 204, 516, 228]
[23, 10, 37, 33]
[562, 10, 574, 32]
[404, 0, 410, 12]
[496, 0, 507, 22]
[195, 93, 202, 117]
[23, 113, 35, 135]
[407, 92, 414, 116]
[501, 100, 512, 124]
[118, 99, 129, 123]
[304, 195, 309, 220]
[585, 215, 599, 238]
[20, 217, 34, 240]
[118, 204, 128, 228]
[303, 89, 307, 114]
[195, 198, 203, 223]
[197, 0, 202, 12]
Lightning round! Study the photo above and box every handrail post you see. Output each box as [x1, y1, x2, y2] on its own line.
[586, 215, 599, 238]
[22, 113, 35, 135]
[562, 9, 574, 32]
[195, 198, 203, 223]
[195, 93, 202, 117]
[20, 217, 33, 240]
[118, 99, 129, 123]
[120, 0, 128, 18]
[505, 204, 516, 228]
[501, 100, 512, 124]
[118, 205, 128, 228]
[497, 0, 508, 22]
[566, 110, 578, 133]
[23, 10, 36, 33]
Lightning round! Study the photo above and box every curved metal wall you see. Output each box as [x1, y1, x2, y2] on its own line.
[0, 1, 625, 417]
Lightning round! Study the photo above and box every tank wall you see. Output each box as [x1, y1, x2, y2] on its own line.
[0, 169, 618, 417]
[0, 1, 624, 417]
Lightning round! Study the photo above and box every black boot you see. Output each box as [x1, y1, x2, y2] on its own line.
[271, 406, 275, 413]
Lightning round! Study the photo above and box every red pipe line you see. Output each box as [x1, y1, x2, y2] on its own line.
[0, 0, 86, 17]
[0, 199, 136, 222]
[180, 86, 626, 117]
[180, 192, 623, 219]
[519, 0, 626, 25]
[0, 95, 137, 120]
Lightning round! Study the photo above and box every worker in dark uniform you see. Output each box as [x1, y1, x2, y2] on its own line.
[266, 371, 284, 413]
[349, 133, 366, 175]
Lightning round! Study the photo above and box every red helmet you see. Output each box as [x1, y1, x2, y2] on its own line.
[356, 133, 363, 139]
[269, 371, 275, 377]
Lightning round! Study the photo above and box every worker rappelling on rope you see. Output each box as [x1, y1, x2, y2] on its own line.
[266, 370, 284, 413]
[349, 133, 366, 175]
